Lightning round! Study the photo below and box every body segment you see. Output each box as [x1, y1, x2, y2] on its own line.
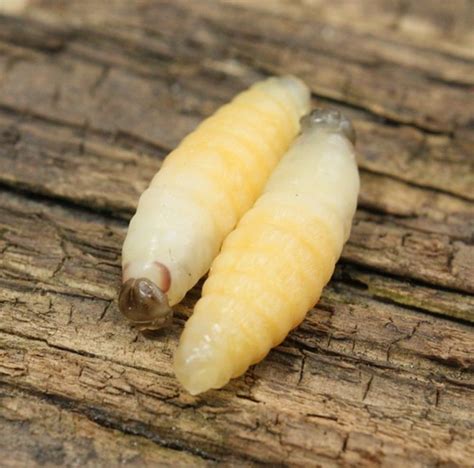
[174, 109, 360, 394]
[119, 76, 310, 330]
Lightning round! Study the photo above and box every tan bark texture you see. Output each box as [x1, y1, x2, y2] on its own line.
[0, 1, 473, 466]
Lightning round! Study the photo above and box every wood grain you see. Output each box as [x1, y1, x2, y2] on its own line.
[0, 1, 473, 466]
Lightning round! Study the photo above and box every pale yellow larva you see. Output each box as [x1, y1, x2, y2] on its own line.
[174, 109, 359, 394]
[119, 76, 310, 330]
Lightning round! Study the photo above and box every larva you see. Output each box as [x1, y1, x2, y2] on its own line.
[174, 109, 359, 394]
[119, 76, 310, 330]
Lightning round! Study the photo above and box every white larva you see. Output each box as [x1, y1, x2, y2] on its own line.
[174, 109, 359, 395]
[119, 76, 310, 330]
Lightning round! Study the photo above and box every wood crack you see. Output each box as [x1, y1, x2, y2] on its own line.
[0, 381, 220, 463]
[0, 329, 174, 380]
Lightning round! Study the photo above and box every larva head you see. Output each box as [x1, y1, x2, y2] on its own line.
[301, 108, 356, 144]
[119, 278, 173, 331]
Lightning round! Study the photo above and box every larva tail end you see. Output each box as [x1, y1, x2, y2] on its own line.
[301, 108, 356, 144]
[119, 278, 173, 331]
[175, 365, 220, 396]
[278, 75, 311, 114]
[174, 340, 229, 395]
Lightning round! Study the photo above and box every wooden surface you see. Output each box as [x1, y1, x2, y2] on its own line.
[0, 1, 473, 466]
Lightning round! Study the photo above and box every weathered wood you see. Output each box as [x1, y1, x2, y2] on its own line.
[0, 1, 473, 466]
[0, 386, 209, 467]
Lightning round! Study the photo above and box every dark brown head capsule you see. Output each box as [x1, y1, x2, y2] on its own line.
[301, 108, 356, 145]
[118, 278, 173, 331]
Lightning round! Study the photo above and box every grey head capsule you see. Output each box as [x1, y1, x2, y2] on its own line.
[119, 278, 173, 331]
[301, 108, 356, 145]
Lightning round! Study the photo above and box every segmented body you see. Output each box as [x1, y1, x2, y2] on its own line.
[121, 77, 310, 320]
[174, 109, 360, 394]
